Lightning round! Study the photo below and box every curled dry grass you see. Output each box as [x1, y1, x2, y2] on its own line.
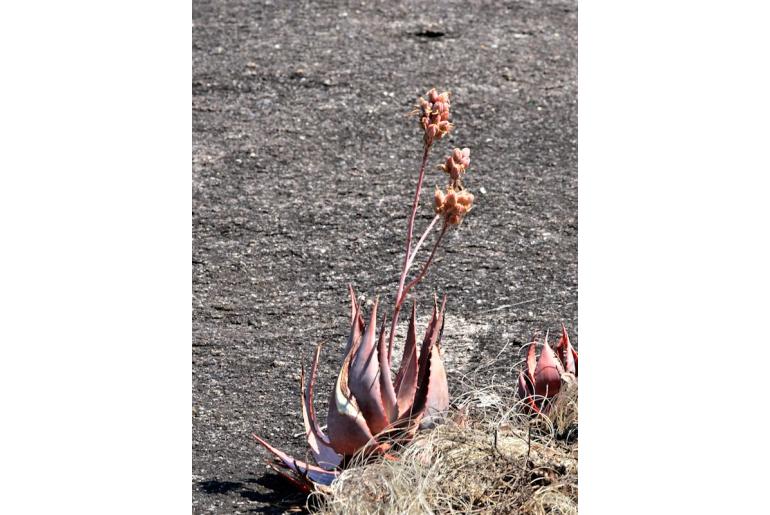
[309, 377, 578, 514]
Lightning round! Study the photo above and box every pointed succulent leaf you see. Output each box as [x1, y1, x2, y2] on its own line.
[534, 335, 564, 399]
[348, 284, 357, 326]
[421, 297, 449, 428]
[516, 369, 542, 414]
[525, 339, 538, 380]
[394, 303, 419, 417]
[516, 370, 532, 400]
[301, 346, 342, 470]
[252, 434, 339, 488]
[326, 347, 377, 456]
[265, 463, 314, 494]
[571, 347, 578, 377]
[408, 297, 448, 428]
[406, 301, 438, 422]
[415, 299, 440, 389]
[343, 285, 365, 356]
[347, 298, 390, 435]
[556, 324, 577, 376]
[377, 315, 399, 423]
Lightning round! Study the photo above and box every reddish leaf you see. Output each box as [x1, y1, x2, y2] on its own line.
[516, 370, 532, 400]
[252, 434, 339, 487]
[556, 324, 577, 376]
[377, 314, 398, 423]
[326, 346, 377, 456]
[343, 285, 365, 356]
[421, 297, 448, 428]
[525, 339, 537, 380]
[534, 334, 564, 399]
[393, 303, 418, 417]
[348, 298, 390, 435]
[300, 345, 341, 470]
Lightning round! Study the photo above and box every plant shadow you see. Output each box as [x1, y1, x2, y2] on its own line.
[196, 473, 309, 514]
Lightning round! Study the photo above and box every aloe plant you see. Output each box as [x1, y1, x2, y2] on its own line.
[516, 325, 578, 414]
[253, 88, 476, 492]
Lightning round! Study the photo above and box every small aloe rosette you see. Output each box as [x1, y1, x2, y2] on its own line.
[253, 287, 450, 492]
[516, 325, 578, 414]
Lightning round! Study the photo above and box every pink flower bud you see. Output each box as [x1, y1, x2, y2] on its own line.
[417, 89, 452, 140]
[456, 191, 474, 208]
[434, 187, 445, 214]
[460, 148, 470, 167]
[444, 190, 456, 208]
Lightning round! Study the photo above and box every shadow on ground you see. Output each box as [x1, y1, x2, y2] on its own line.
[196, 475, 309, 514]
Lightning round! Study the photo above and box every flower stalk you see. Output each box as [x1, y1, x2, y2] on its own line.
[388, 89, 473, 361]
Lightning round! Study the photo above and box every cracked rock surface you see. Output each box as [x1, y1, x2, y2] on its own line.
[193, 0, 576, 512]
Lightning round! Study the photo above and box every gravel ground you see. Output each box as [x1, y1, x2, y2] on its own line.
[193, 0, 577, 512]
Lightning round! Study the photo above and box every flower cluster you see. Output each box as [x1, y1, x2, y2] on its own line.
[440, 147, 471, 188]
[418, 88, 452, 144]
[434, 186, 475, 225]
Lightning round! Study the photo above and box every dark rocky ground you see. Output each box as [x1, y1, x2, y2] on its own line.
[193, 0, 577, 512]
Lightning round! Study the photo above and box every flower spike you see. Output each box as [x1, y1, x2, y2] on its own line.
[417, 88, 452, 144]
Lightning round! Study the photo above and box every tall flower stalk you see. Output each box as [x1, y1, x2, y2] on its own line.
[388, 89, 473, 361]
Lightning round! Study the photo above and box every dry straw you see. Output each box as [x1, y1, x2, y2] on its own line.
[310, 377, 578, 514]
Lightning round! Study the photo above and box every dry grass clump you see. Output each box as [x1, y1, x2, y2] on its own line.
[309, 381, 578, 514]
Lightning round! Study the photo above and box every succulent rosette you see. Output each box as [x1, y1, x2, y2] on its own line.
[253, 287, 450, 492]
[516, 325, 578, 414]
